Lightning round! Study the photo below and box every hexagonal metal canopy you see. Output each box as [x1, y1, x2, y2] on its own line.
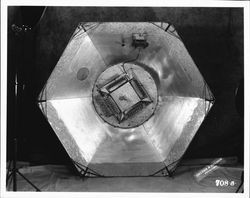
[38, 22, 214, 176]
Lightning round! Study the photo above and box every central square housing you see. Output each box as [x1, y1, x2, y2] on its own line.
[110, 82, 141, 112]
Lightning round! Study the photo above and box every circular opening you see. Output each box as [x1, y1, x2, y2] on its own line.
[77, 67, 89, 81]
[92, 63, 158, 129]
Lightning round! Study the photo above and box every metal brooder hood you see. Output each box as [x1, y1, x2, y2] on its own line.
[38, 22, 214, 176]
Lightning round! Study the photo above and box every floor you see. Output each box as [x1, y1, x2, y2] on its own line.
[6, 158, 243, 192]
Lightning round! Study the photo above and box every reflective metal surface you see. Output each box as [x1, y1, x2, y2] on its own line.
[38, 22, 214, 176]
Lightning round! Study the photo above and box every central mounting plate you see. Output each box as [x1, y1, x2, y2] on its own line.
[92, 63, 158, 128]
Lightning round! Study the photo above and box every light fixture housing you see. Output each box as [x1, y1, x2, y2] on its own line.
[38, 22, 214, 176]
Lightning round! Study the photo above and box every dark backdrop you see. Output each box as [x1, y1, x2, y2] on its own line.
[7, 7, 244, 166]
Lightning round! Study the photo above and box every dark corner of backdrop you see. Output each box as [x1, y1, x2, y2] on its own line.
[7, 6, 74, 169]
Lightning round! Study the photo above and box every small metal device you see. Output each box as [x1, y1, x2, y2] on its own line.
[132, 33, 149, 48]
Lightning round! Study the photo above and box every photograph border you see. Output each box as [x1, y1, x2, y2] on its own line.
[1, 1, 249, 198]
